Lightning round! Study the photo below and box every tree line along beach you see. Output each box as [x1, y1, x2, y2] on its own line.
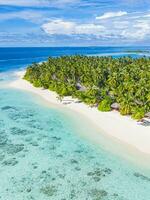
[10, 55, 150, 155]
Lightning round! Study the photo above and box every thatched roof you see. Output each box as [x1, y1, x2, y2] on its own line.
[145, 112, 150, 118]
[111, 103, 120, 110]
[76, 83, 87, 91]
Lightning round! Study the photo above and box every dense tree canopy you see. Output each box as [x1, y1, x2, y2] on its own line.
[24, 55, 150, 120]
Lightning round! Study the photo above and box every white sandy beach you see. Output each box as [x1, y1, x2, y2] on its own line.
[10, 71, 150, 155]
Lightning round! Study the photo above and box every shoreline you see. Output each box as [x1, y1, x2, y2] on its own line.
[10, 71, 150, 156]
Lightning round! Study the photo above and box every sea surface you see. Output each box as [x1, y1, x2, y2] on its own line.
[0, 47, 150, 200]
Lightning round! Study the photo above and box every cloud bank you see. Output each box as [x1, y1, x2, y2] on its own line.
[42, 11, 150, 42]
[42, 19, 105, 35]
[0, 0, 150, 46]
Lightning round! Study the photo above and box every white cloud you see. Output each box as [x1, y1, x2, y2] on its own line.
[41, 11, 150, 42]
[0, 0, 45, 6]
[42, 20, 75, 35]
[121, 20, 150, 40]
[94, 10, 150, 41]
[0, 0, 78, 7]
[0, 10, 45, 23]
[96, 11, 127, 20]
[143, 14, 150, 17]
[42, 19, 105, 35]
[113, 21, 129, 29]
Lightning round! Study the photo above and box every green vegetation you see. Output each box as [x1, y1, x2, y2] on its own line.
[98, 98, 112, 112]
[24, 55, 150, 119]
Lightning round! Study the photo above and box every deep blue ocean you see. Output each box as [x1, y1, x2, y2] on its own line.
[0, 47, 150, 200]
[0, 46, 150, 72]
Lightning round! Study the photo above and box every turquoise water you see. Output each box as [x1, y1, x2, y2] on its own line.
[0, 86, 150, 200]
[0, 47, 150, 199]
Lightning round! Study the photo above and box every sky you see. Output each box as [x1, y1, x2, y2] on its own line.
[0, 0, 150, 47]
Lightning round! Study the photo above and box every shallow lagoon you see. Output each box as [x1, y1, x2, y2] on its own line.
[0, 88, 150, 200]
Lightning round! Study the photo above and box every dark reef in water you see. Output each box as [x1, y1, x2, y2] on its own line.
[134, 172, 150, 182]
[10, 127, 33, 136]
[40, 185, 57, 197]
[5, 144, 24, 155]
[3, 158, 18, 166]
[1, 106, 17, 111]
[89, 189, 108, 200]
[87, 168, 112, 182]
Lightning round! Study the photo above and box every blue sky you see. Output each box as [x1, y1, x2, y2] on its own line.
[0, 0, 150, 46]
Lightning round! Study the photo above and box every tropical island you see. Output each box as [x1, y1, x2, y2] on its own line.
[10, 55, 150, 155]
[24, 55, 150, 120]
